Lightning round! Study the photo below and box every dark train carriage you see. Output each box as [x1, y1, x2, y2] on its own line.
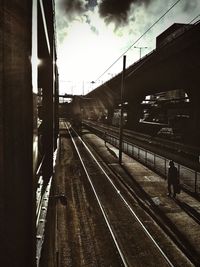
[70, 113, 82, 132]
[0, 1, 58, 266]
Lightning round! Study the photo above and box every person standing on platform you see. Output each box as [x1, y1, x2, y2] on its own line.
[167, 160, 180, 198]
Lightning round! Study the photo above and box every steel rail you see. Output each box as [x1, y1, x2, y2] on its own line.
[67, 122, 175, 267]
[84, 121, 200, 194]
[66, 122, 128, 267]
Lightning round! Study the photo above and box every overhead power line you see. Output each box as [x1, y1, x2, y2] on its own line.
[189, 14, 200, 24]
[94, 0, 182, 83]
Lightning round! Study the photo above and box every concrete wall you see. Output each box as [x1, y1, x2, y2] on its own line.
[0, 1, 35, 266]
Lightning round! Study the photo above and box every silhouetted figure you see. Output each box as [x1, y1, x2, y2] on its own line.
[167, 160, 179, 198]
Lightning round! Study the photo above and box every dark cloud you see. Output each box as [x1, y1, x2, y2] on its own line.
[90, 25, 99, 34]
[84, 14, 91, 24]
[182, 0, 198, 13]
[99, 0, 151, 25]
[84, 14, 99, 34]
[58, 0, 98, 15]
[56, 19, 69, 43]
[86, 0, 98, 10]
[56, 0, 99, 43]
[58, 0, 86, 17]
[56, 0, 86, 43]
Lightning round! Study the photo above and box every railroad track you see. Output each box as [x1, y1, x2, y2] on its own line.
[81, 127, 200, 266]
[83, 120, 200, 166]
[64, 122, 194, 267]
[83, 120, 200, 195]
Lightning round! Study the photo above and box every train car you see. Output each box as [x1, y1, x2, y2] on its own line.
[0, 1, 58, 266]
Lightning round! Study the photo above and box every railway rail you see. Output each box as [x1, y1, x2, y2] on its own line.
[83, 120, 200, 195]
[83, 120, 200, 163]
[55, 121, 195, 266]
[82, 126, 200, 264]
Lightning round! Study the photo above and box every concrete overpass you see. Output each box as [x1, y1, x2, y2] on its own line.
[79, 21, 200, 144]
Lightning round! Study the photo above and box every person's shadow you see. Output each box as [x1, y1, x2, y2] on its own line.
[105, 145, 118, 159]
[174, 198, 200, 225]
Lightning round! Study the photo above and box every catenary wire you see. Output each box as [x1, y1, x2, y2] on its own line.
[93, 0, 182, 83]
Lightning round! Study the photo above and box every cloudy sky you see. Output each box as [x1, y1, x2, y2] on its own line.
[55, 0, 200, 95]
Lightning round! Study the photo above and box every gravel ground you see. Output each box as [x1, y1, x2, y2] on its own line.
[40, 125, 196, 266]
[40, 132, 123, 267]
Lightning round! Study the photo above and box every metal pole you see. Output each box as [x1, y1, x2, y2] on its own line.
[119, 55, 126, 164]
[134, 46, 148, 59]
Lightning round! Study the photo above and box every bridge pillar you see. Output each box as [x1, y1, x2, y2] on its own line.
[126, 95, 144, 131]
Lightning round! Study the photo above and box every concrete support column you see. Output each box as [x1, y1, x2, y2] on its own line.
[126, 96, 144, 130]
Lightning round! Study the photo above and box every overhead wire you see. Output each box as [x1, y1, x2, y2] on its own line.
[93, 0, 182, 83]
[188, 14, 200, 24]
[126, 13, 200, 79]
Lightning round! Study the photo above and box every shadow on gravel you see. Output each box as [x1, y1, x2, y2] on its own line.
[174, 199, 200, 225]
[117, 164, 200, 266]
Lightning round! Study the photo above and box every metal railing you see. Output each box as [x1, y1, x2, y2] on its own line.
[106, 132, 200, 194]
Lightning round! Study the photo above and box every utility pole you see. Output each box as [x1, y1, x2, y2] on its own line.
[119, 55, 126, 164]
[134, 46, 148, 59]
[82, 80, 84, 95]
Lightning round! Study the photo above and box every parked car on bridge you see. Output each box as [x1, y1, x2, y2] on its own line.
[157, 127, 182, 141]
